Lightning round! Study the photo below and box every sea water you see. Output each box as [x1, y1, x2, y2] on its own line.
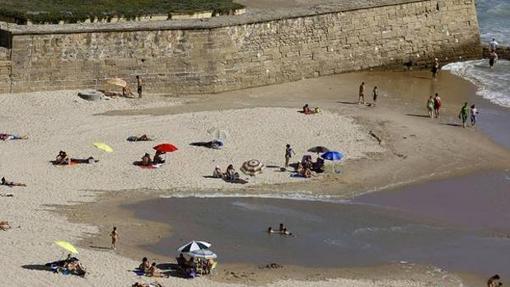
[443, 0, 510, 108]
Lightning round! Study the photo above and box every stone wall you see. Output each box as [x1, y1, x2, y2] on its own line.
[0, 0, 481, 94]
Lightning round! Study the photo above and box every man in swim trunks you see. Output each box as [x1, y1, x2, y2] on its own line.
[358, 82, 365, 104]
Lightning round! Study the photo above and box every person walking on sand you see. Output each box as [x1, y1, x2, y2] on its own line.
[489, 51, 498, 69]
[470, 104, 479, 126]
[458, 102, 469, 128]
[427, 96, 434, 118]
[358, 82, 365, 104]
[136, 75, 143, 98]
[489, 38, 498, 53]
[110, 226, 118, 250]
[285, 144, 295, 168]
[431, 58, 440, 79]
[372, 86, 378, 106]
[433, 93, 442, 118]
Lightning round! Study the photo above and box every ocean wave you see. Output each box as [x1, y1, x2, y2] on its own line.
[442, 60, 510, 108]
[159, 191, 351, 203]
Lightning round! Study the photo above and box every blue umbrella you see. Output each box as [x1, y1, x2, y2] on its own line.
[321, 151, 344, 161]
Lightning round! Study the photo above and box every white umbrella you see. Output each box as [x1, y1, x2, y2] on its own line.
[207, 127, 228, 140]
[186, 249, 218, 259]
[177, 241, 211, 253]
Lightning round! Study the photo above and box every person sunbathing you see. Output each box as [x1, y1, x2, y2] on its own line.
[1, 177, 26, 187]
[55, 151, 71, 165]
[153, 151, 165, 164]
[70, 157, 98, 164]
[225, 165, 239, 181]
[141, 153, 152, 166]
[0, 221, 11, 231]
[213, 166, 224, 178]
[147, 262, 165, 277]
[0, 133, 28, 141]
[139, 257, 151, 274]
[127, 134, 153, 142]
[303, 104, 312, 114]
[64, 260, 86, 277]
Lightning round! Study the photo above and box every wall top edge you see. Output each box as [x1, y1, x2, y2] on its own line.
[0, 0, 431, 35]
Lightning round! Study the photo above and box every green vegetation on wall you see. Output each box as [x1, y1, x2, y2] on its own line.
[0, 0, 244, 24]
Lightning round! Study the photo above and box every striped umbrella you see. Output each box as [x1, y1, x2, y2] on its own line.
[240, 159, 264, 176]
[177, 241, 211, 253]
[186, 249, 218, 259]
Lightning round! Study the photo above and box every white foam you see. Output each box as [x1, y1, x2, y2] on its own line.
[442, 60, 510, 108]
[159, 191, 352, 203]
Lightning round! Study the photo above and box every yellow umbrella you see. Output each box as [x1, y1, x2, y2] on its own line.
[105, 78, 127, 88]
[93, 142, 113, 153]
[55, 241, 79, 254]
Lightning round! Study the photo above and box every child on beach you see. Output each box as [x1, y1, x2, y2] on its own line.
[470, 104, 479, 126]
[110, 227, 118, 250]
[433, 93, 442, 118]
[458, 102, 469, 128]
[285, 144, 295, 168]
[427, 96, 434, 118]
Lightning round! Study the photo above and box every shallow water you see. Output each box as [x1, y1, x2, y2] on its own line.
[477, 0, 510, 46]
[128, 170, 510, 278]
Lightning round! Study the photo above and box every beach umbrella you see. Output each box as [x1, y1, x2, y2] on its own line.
[207, 127, 228, 140]
[178, 241, 212, 253]
[321, 151, 344, 161]
[321, 151, 344, 173]
[153, 143, 178, 153]
[308, 146, 330, 154]
[240, 159, 264, 176]
[186, 249, 218, 259]
[105, 78, 127, 88]
[93, 142, 113, 153]
[55, 241, 79, 254]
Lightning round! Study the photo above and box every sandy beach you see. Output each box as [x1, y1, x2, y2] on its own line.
[1, 70, 510, 286]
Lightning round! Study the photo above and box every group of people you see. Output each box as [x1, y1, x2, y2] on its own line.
[358, 82, 379, 106]
[176, 253, 216, 277]
[426, 93, 442, 118]
[487, 274, 503, 287]
[284, 144, 324, 178]
[213, 164, 240, 182]
[138, 257, 166, 277]
[45, 254, 87, 277]
[139, 151, 166, 167]
[459, 102, 479, 128]
[267, 223, 293, 236]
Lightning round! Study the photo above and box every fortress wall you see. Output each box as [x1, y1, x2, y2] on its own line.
[1, 0, 481, 94]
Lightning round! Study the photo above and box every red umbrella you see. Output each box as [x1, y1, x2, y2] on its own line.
[153, 143, 178, 153]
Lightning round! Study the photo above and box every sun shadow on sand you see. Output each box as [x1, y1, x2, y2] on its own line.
[337, 101, 359, 105]
[442, 123, 463, 127]
[21, 264, 51, 272]
[406, 114, 431, 118]
[89, 245, 111, 250]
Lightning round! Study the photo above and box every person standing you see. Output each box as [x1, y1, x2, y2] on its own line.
[470, 104, 479, 126]
[285, 144, 295, 168]
[489, 51, 498, 69]
[372, 86, 378, 106]
[431, 58, 440, 79]
[358, 82, 365, 104]
[458, 102, 469, 128]
[489, 38, 498, 52]
[110, 226, 119, 250]
[136, 75, 143, 98]
[427, 96, 434, 118]
[433, 93, 442, 118]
